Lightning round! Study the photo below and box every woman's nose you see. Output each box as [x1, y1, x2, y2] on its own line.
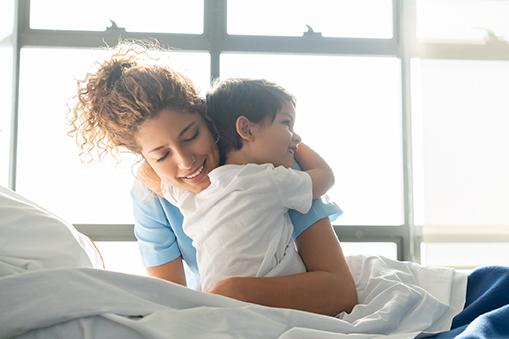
[174, 149, 196, 169]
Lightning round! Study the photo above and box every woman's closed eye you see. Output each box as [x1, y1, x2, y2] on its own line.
[155, 129, 199, 162]
[156, 152, 170, 162]
[183, 129, 199, 142]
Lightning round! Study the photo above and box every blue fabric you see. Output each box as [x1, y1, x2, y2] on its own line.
[131, 179, 342, 285]
[429, 266, 509, 339]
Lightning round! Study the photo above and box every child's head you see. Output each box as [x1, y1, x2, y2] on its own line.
[206, 78, 301, 168]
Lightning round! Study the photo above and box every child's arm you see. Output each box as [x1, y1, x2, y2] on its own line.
[294, 143, 335, 198]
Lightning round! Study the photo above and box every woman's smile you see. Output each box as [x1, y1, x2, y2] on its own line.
[180, 162, 208, 185]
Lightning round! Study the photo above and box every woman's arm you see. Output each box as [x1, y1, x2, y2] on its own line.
[131, 178, 193, 286]
[146, 257, 187, 286]
[209, 218, 357, 316]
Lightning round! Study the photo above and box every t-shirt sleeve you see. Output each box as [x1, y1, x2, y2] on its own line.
[131, 180, 183, 267]
[269, 165, 313, 214]
[161, 180, 191, 208]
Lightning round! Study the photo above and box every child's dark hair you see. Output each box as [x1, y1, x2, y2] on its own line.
[206, 78, 295, 155]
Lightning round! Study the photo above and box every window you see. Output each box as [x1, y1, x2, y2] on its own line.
[228, 0, 393, 38]
[221, 53, 404, 225]
[412, 59, 509, 227]
[6, 1, 509, 272]
[342, 242, 397, 260]
[411, 57, 509, 267]
[0, 0, 14, 187]
[15, 48, 210, 224]
[30, 0, 203, 34]
[0, 47, 13, 188]
[421, 243, 509, 269]
[417, 0, 509, 42]
[94, 242, 147, 275]
[0, 0, 14, 37]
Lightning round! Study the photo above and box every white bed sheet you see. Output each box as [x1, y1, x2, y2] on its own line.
[0, 255, 467, 339]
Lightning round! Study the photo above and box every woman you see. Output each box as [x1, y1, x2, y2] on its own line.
[70, 42, 357, 316]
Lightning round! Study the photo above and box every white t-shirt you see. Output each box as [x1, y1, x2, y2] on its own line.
[162, 163, 313, 292]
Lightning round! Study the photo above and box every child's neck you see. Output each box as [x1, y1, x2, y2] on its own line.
[224, 148, 256, 166]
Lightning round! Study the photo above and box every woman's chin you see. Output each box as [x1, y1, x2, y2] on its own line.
[183, 175, 211, 193]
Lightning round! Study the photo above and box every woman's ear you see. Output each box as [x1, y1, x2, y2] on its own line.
[235, 116, 255, 142]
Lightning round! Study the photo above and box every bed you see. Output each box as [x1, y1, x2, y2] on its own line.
[1, 185, 507, 339]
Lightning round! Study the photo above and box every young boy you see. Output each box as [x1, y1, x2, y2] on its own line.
[161, 78, 335, 292]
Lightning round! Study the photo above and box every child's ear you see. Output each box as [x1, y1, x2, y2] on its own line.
[235, 116, 255, 142]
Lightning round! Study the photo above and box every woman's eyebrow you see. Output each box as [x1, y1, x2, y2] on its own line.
[148, 121, 197, 154]
[148, 145, 166, 154]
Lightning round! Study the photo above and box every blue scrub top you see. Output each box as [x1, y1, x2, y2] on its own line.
[131, 179, 342, 288]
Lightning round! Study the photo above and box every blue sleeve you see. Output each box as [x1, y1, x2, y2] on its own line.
[130, 180, 183, 267]
[289, 160, 343, 239]
[289, 196, 343, 239]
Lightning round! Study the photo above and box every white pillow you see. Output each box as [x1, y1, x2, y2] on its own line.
[0, 185, 104, 277]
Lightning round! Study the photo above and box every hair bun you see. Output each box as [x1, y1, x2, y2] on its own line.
[106, 61, 133, 89]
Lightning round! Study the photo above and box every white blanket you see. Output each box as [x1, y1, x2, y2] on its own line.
[0, 255, 467, 339]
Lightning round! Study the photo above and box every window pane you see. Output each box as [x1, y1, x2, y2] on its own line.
[30, 0, 203, 34]
[421, 243, 509, 268]
[341, 242, 397, 260]
[0, 46, 13, 187]
[221, 54, 403, 225]
[0, 0, 14, 40]
[411, 59, 509, 226]
[228, 0, 393, 38]
[417, 0, 509, 42]
[16, 48, 209, 224]
[0, 0, 14, 187]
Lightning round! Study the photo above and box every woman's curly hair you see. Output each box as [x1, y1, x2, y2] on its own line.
[69, 41, 207, 162]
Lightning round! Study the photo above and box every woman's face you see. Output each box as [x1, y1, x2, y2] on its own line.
[136, 109, 220, 194]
